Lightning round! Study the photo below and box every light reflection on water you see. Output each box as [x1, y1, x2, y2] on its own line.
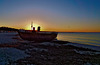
[57, 32, 100, 46]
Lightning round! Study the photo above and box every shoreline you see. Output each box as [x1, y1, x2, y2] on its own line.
[0, 39, 100, 51]
[0, 32, 100, 50]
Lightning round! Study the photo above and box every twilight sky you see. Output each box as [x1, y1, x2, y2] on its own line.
[0, 0, 100, 32]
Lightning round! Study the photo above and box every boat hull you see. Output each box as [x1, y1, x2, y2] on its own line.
[18, 31, 58, 42]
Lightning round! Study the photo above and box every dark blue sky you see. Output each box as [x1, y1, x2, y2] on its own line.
[0, 0, 100, 32]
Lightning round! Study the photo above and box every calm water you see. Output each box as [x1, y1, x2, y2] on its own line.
[57, 32, 100, 46]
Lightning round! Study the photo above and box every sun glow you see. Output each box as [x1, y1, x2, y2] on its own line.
[25, 22, 40, 30]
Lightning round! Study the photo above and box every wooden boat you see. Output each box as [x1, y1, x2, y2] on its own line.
[18, 30, 58, 42]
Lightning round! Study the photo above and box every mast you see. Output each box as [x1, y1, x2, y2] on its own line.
[31, 22, 33, 30]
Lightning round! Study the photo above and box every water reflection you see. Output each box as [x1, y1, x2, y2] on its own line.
[57, 32, 100, 46]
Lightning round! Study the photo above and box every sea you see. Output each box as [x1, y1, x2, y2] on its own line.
[57, 32, 100, 46]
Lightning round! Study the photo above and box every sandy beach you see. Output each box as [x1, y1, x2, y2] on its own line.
[0, 32, 100, 65]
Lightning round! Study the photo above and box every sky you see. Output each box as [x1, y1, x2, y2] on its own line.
[0, 0, 100, 32]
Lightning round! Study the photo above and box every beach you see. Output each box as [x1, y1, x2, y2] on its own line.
[0, 32, 100, 65]
[1, 0, 100, 65]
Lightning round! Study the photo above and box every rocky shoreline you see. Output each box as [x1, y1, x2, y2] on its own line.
[14, 41, 100, 65]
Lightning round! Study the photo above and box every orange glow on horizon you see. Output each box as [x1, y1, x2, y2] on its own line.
[0, 24, 100, 32]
